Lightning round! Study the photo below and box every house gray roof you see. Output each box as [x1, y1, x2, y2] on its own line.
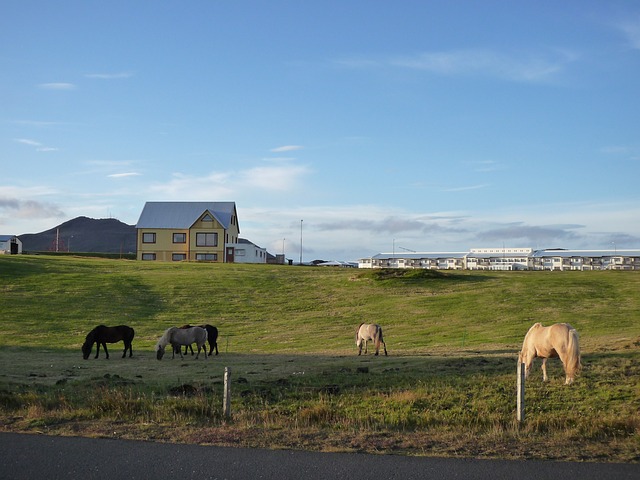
[135, 202, 237, 230]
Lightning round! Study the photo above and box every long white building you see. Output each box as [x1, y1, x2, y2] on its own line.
[359, 248, 640, 271]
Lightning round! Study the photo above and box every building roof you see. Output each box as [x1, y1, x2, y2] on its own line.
[231, 238, 265, 249]
[362, 248, 640, 262]
[371, 252, 468, 260]
[135, 202, 237, 230]
[0, 235, 18, 242]
[531, 249, 640, 258]
[467, 252, 530, 259]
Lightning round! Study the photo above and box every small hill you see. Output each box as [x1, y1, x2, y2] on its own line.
[19, 217, 136, 254]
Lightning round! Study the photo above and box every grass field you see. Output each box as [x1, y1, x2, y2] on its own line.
[0, 255, 638, 462]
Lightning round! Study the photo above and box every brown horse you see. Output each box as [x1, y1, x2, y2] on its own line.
[179, 324, 219, 356]
[518, 322, 581, 385]
[82, 325, 135, 359]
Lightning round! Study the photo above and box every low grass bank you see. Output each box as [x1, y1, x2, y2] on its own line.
[0, 256, 638, 461]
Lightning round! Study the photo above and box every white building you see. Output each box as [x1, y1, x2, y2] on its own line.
[530, 249, 640, 271]
[225, 238, 268, 264]
[359, 247, 640, 271]
[466, 248, 532, 271]
[359, 252, 467, 270]
[0, 235, 22, 255]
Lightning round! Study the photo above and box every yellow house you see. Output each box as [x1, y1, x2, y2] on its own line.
[135, 202, 240, 262]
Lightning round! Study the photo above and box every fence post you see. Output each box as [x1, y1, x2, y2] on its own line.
[223, 366, 231, 420]
[517, 362, 525, 423]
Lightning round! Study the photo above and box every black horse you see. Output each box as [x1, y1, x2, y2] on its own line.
[82, 325, 135, 359]
[178, 324, 219, 356]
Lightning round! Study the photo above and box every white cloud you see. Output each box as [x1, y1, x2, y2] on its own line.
[85, 160, 134, 167]
[395, 49, 578, 82]
[270, 145, 304, 153]
[467, 160, 503, 172]
[108, 172, 142, 178]
[38, 83, 76, 90]
[148, 172, 234, 200]
[148, 163, 311, 199]
[600, 145, 630, 155]
[15, 138, 59, 152]
[240, 165, 310, 191]
[338, 48, 578, 83]
[0, 185, 59, 197]
[14, 138, 42, 147]
[617, 16, 640, 50]
[12, 120, 64, 127]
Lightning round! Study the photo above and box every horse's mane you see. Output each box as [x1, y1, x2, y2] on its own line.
[156, 327, 177, 349]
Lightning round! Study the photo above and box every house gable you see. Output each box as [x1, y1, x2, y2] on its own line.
[190, 210, 224, 230]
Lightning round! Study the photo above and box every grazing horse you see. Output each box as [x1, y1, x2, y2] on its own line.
[82, 325, 135, 360]
[518, 322, 581, 385]
[179, 324, 219, 356]
[156, 326, 208, 360]
[356, 323, 388, 356]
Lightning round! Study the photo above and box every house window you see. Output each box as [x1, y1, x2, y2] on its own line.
[172, 253, 187, 261]
[173, 233, 186, 243]
[196, 253, 217, 261]
[141, 253, 156, 261]
[196, 232, 217, 247]
[236, 249, 246, 256]
[142, 233, 156, 244]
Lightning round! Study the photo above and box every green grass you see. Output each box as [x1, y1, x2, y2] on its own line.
[0, 255, 638, 461]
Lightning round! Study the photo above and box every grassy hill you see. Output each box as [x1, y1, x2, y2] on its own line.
[0, 255, 638, 461]
[1, 255, 637, 352]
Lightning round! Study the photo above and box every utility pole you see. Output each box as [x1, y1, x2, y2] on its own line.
[299, 220, 303, 265]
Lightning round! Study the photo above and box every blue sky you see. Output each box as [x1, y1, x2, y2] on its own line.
[2, 1, 639, 261]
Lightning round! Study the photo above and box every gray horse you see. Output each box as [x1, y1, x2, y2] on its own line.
[356, 323, 388, 356]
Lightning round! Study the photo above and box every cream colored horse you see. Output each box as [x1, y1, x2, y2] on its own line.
[356, 323, 388, 356]
[518, 322, 581, 385]
[156, 326, 208, 360]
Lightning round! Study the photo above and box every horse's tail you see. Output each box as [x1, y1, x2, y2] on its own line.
[565, 325, 581, 378]
[356, 322, 365, 341]
[376, 325, 384, 345]
[205, 325, 218, 343]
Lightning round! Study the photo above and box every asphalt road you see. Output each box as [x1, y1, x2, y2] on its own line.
[0, 432, 637, 480]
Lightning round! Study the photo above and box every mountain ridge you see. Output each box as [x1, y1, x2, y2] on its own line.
[18, 216, 137, 253]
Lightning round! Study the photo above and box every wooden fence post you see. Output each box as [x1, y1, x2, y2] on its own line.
[223, 366, 231, 420]
[517, 362, 525, 423]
